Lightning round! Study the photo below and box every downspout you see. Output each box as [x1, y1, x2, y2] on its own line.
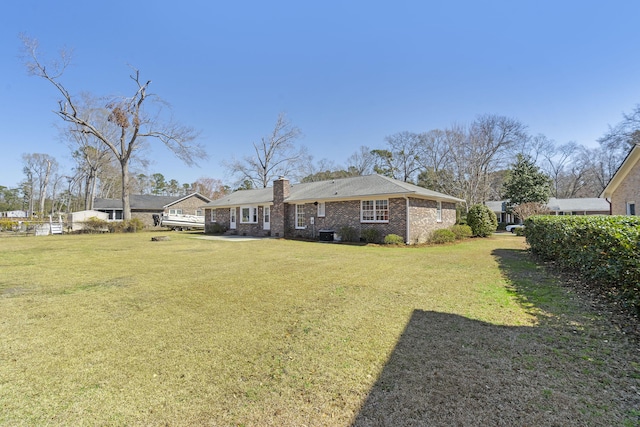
[606, 198, 612, 215]
[403, 196, 410, 244]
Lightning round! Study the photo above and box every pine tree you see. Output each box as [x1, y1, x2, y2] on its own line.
[502, 154, 552, 211]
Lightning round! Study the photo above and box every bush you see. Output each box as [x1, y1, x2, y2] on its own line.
[107, 218, 145, 233]
[209, 222, 227, 234]
[525, 215, 640, 311]
[84, 217, 108, 233]
[466, 204, 498, 237]
[338, 226, 359, 243]
[430, 228, 456, 244]
[361, 228, 381, 244]
[0, 218, 18, 231]
[450, 224, 472, 240]
[384, 234, 405, 245]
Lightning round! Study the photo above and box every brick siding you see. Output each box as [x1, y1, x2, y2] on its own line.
[611, 161, 640, 215]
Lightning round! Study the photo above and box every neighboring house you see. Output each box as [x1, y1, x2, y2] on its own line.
[600, 143, 640, 215]
[202, 174, 465, 244]
[0, 210, 28, 218]
[94, 193, 211, 228]
[487, 198, 610, 224]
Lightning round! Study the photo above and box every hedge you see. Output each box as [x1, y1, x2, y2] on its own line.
[525, 215, 640, 311]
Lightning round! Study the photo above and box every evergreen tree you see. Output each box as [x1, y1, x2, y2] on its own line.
[502, 154, 552, 211]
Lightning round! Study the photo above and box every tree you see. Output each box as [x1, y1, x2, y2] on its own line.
[22, 36, 205, 220]
[502, 154, 552, 211]
[372, 131, 422, 182]
[21, 153, 58, 216]
[191, 177, 228, 200]
[346, 146, 376, 176]
[466, 204, 497, 237]
[511, 202, 550, 221]
[224, 113, 305, 188]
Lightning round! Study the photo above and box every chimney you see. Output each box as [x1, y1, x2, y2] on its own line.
[271, 176, 289, 237]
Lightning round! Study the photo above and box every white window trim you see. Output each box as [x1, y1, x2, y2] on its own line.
[295, 204, 306, 229]
[169, 208, 183, 215]
[211, 209, 217, 222]
[317, 202, 326, 217]
[627, 201, 636, 216]
[240, 205, 258, 223]
[360, 199, 389, 223]
[436, 201, 442, 222]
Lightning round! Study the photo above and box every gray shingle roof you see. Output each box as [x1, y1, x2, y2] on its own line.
[94, 195, 184, 210]
[203, 174, 465, 208]
[487, 198, 609, 213]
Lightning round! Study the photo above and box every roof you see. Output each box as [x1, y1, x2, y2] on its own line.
[203, 174, 465, 208]
[94, 193, 209, 211]
[547, 197, 609, 212]
[487, 198, 610, 213]
[600, 144, 640, 199]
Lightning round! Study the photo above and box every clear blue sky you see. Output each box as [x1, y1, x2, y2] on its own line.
[2, 1, 640, 189]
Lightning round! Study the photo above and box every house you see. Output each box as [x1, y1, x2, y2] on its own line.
[487, 197, 610, 224]
[0, 210, 28, 218]
[94, 193, 212, 228]
[67, 210, 109, 232]
[600, 143, 640, 215]
[202, 174, 465, 244]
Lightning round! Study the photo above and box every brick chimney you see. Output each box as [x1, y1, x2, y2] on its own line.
[271, 176, 289, 237]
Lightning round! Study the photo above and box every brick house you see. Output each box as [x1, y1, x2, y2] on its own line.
[202, 174, 464, 244]
[94, 193, 211, 228]
[600, 143, 640, 215]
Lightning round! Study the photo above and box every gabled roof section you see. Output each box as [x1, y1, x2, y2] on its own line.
[203, 174, 465, 208]
[287, 174, 465, 203]
[202, 187, 274, 208]
[163, 192, 211, 208]
[600, 144, 640, 199]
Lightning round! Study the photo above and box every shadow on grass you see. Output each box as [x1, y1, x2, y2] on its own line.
[352, 248, 640, 427]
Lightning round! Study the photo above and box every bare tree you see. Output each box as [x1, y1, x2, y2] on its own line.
[22, 36, 205, 220]
[373, 131, 423, 182]
[511, 202, 550, 221]
[346, 146, 375, 176]
[191, 177, 229, 200]
[21, 153, 58, 216]
[224, 113, 305, 188]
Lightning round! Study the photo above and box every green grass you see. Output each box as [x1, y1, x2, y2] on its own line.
[0, 232, 638, 426]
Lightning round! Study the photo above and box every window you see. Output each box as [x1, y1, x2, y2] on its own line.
[169, 209, 183, 215]
[436, 201, 442, 222]
[211, 209, 217, 222]
[296, 204, 306, 229]
[317, 202, 326, 217]
[196, 209, 203, 217]
[361, 199, 389, 223]
[241, 206, 258, 223]
[627, 202, 636, 216]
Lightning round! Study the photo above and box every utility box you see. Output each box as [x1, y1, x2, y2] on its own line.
[318, 229, 334, 242]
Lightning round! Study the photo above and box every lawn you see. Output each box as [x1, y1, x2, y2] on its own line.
[0, 232, 638, 426]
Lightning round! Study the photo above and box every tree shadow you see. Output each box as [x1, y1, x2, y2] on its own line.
[351, 249, 640, 426]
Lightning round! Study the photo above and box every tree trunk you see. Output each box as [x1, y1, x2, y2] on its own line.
[121, 159, 131, 221]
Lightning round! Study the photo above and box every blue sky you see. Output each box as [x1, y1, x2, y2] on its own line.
[2, 1, 640, 188]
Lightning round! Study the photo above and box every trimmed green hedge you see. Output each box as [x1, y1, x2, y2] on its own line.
[525, 215, 640, 311]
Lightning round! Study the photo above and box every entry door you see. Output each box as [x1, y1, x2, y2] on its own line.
[230, 207, 236, 229]
[263, 206, 270, 230]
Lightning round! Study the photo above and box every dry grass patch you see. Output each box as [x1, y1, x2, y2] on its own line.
[0, 232, 638, 426]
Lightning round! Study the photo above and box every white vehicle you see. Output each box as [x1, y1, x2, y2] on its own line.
[160, 213, 205, 231]
[505, 224, 525, 233]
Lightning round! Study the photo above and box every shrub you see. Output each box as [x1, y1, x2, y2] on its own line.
[466, 204, 498, 237]
[430, 228, 456, 244]
[361, 228, 381, 244]
[84, 217, 108, 233]
[0, 218, 18, 231]
[338, 226, 359, 243]
[450, 224, 472, 240]
[107, 218, 145, 233]
[209, 222, 227, 234]
[384, 234, 405, 245]
[526, 215, 640, 311]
